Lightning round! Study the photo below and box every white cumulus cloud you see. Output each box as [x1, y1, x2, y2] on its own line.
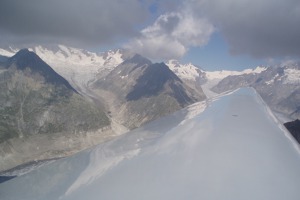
[125, 10, 215, 60]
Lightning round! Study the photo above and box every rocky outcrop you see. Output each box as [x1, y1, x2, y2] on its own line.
[0, 49, 111, 171]
[92, 54, 206, 129]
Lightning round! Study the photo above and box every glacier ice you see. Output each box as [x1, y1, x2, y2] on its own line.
[0, 88, 300, 200]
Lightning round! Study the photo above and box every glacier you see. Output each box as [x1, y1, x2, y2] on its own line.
[0, 45, 126, 95]
[0, 88, 300, 200]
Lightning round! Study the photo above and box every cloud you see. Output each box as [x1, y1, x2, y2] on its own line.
[2, 0, 298, 61]
[128, 0, 300, 60]
[0, 0, 148, 47]
[126, 10, 215, 60]
[189, 0, 300, 59]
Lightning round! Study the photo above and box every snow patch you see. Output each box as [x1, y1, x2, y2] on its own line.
[265, 74, 279, 85]
[284, 68, 300, 84]
[0, 45, 125, 94]
[166, 60, 203, 81]
[205, 66, 267, 80]
[0, 49, 16, 57]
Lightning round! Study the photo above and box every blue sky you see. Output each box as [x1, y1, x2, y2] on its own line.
[181, 32, 267, 71]
[0, 0, 299, 71]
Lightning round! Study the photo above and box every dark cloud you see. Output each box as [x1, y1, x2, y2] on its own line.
[129, 0, 300, 61]
[3, 0, 299, 60]
[190, 0, 300, 58]
[0, 0, 149, 47]
[157, 14, 180, 34]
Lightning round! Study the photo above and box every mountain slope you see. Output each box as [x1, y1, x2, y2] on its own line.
[92, 54, 206, 129]
[1, 88, 300, 200]
[165, 60, 266, 98]
[165, 60, 299, 121]
[6, 49, 76, 92]
[211, 63, 300, 120]
[0, 49, 111, 172]
[0, 45, 132, 95]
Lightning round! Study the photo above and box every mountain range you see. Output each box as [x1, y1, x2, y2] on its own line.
[166, 59, 299, 122]
[0, 44, 299, 172]
[211, 62, 300, 121]
[0, 49, 111, 172]
[0, 45, 206, 172]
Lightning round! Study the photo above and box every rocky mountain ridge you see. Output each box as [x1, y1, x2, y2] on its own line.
[0, 45, 133, 94]
[0, 49, 112, 171]
[211, 63, 300, 121]
[93, 55, 205, 129]
[165, 60, 299, 122]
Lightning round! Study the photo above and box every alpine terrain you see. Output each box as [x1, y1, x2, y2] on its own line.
[165, 60, 299, 122]
[0, 49, 111, 172]
[0, 45, 206, 172]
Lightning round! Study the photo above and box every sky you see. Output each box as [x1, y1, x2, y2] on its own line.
[0, 0, 300, 70]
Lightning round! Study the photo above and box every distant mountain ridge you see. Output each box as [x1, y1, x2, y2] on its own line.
[211, 63, 300, 121]
[1, 45, 298, 123]
[92, 54, 205, 129]
[0, 45, 133, 95]
[165, 60, 299, 122]
[7, 49, 77, 92]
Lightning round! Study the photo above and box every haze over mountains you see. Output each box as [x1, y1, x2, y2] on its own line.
[0, 44, 299, 173]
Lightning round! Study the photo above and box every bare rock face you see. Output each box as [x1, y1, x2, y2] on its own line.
[0, 49, 111, 171]
[92, 54, 206, 129]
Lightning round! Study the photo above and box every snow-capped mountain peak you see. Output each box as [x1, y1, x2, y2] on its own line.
[0, 47, 18, 57]
[28, 45, 124, 67]
[165, 60, 204, 82]
[31, 45, 127, 93]
[102, 49, 124, 68]
[166, 59, 268, 83]
[205, 66, 268, 80]
[0, 45, 129, 94]
[278, 61, 300, 84]
[283, 67, 300, 84]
